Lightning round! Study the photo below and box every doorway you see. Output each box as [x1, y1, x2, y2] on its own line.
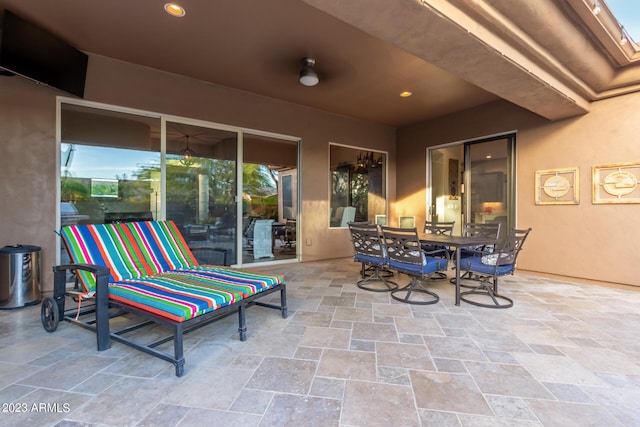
[428, 133, 515, 237]
[241, 132, 299, 264]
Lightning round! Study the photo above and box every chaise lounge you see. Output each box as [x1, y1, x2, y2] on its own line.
[41, 220, 287, 376]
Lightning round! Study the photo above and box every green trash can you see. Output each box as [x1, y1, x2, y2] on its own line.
[0, 245, 41, 309]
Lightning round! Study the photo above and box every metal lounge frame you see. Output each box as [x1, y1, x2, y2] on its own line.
[41, 264, 287, 377]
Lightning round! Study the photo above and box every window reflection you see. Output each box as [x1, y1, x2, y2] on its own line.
[60, 103, 299, 267]
[60, 103, 162, 226]
[329, 144, 387, 227]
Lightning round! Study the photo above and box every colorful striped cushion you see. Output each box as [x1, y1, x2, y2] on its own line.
[61, 220, 284, 322]
[172, 266, 283, 296]
[61, 223, 153, 291]
[109, 273, 245, 322]
[61, 220, 198, 293]
[126, 221, 198, 274]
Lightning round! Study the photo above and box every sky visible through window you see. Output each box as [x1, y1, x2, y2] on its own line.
[605, 0, 640, 43]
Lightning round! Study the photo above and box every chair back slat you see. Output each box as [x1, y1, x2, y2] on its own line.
[348, 222, 385, 261]
[463, 222, 501, 239]
[380, 226, 424, 267]
[494, 227, 531, 266]
[423, 220, 454, 236]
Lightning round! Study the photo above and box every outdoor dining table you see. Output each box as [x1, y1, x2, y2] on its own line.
[419, 234, 499, 306]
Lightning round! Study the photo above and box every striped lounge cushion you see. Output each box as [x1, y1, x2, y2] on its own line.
[125, 221, 197, 274]
[61, 220, 284, 322]
[109, 273, 245, 322]
[173, 266, 284, 296]
[61, 220, 198, 293]
[109, 268, 283, 322]
[61, 222, 151, 291]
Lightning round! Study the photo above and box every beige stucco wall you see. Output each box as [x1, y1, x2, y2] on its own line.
[397, 97, 640, 287]
[0, 77, 58, 291]
[3, 51, 637, 292]
[0, 54, 396, 293]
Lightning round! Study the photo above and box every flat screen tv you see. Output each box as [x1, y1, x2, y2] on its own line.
[0, 10, 87, 97]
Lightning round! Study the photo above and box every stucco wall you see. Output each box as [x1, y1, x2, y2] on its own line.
[0, 54, 396, 293]
[397, 97, 640, 287]
[0, 77, 58, 292]
[4, 51, 636, 292]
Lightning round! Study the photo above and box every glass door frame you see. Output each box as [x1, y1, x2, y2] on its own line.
[237, 127, 302, 265]
[426, 132, 516, 236]
[464, 133, 516, 237]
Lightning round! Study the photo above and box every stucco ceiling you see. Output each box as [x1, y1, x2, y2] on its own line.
[1, 0, 639, 127]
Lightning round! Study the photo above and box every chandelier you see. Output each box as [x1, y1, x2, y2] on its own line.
[179, 135, 196, 166]
[355, 151, 383, 173]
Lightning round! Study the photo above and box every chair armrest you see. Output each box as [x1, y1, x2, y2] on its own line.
[488, 249, 515, 266]
[191, 247, 227, 265]
[54, 263, 110, 275]
[423, 248, 450, 260]
[459, 248, 492, 258]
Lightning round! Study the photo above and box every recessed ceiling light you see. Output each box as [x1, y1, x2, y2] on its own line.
[164, 3, 186, 17]
[486, 155, 492, 159]
[400, 91, 412, 97]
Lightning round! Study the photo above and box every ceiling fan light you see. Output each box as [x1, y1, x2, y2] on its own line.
[299, 57, 319, 86]
[299, 68, 319, 86]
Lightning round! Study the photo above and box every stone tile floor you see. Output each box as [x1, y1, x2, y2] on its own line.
[1, 258, 640, 426]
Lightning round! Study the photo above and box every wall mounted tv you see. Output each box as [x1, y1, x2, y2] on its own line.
[0, 10, 87, 98]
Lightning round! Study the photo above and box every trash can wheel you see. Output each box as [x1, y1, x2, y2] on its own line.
[41, 297, 59, 332]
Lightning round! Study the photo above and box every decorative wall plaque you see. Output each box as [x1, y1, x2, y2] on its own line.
[593, 162, 640, 204]
[535, 167, 579, 205]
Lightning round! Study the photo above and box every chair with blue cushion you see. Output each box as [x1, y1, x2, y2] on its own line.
[458, 222, 502, 259]
[453, 222, 502, 285]
[349, 222, 398, 292]
[381, 226, 448, 305]
[457, 227, 531, 308]
[422, 220, 455, 279]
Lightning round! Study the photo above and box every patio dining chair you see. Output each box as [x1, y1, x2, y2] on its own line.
[348, 222, 398, 292]
[381, 226, 448, 305]
[422, 220, 455, 279]
[278, 219, 297, 252]
[454, 222, 502, 284]
[456, 227, 532, 308]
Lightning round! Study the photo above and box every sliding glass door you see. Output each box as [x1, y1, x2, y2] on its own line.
[428, 145, 463, 235]
[465, 136, 514, 239]
[165, 120, 239, 265]
[59, 101, 300, 267]
[428, 133, 515, 237]
[242, 132, 299, 264]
